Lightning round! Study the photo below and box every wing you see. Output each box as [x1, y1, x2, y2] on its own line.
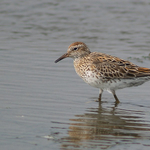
[90, 52, 150, 79]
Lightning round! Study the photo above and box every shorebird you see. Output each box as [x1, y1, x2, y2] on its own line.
[55, 42, 150, 103]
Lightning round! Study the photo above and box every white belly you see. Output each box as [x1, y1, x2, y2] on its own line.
[80, 71, 150, 92]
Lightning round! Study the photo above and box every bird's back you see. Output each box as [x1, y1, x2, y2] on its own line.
[74, 52, 150, 90]
[87, 52, 150, 79]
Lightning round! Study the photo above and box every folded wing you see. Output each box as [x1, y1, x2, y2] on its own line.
[90, 52, 150, 79]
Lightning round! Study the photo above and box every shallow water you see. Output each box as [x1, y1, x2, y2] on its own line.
[0, 0, 150, 150]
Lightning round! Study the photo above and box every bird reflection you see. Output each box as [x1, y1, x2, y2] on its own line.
[61, 102, 150, 149]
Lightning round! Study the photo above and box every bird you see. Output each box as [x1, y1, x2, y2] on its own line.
[55, 42, 150, 103]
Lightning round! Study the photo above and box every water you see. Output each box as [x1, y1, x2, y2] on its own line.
[0, 0, 150, 150]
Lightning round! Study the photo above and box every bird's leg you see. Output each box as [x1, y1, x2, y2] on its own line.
[113, 93, 120, 104]
[110, 90, 120, 104]
[98, 89, 103, 102]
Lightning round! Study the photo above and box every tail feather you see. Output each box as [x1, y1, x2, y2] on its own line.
[136, 67, 150, 77]
[138, 67, 150, 73]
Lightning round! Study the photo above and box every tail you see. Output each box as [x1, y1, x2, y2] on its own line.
[138, 67, 150, 73]
[137, 67, 150, 77]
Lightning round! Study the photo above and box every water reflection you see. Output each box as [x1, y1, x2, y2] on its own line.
[61, 102, 150, 149]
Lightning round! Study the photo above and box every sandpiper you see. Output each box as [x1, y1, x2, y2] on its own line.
[55, 42, 150, 103]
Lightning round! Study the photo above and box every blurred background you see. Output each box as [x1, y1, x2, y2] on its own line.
[0, 0, 150, 150]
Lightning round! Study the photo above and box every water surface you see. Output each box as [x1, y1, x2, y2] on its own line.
[0, 0, 150, 150]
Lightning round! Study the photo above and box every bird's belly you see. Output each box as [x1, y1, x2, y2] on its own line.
[79, 71, 150, 91]
[80, 71, 108, 88]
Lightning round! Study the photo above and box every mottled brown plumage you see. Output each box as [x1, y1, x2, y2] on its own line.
[55, 42, 150, 103]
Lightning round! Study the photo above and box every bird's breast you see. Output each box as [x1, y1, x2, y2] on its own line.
[74, 60, 103, 87]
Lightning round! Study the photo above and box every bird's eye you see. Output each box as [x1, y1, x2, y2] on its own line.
[73, 47, 78, 50]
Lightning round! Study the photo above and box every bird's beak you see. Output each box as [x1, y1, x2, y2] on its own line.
[55, 53, 69, 63]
